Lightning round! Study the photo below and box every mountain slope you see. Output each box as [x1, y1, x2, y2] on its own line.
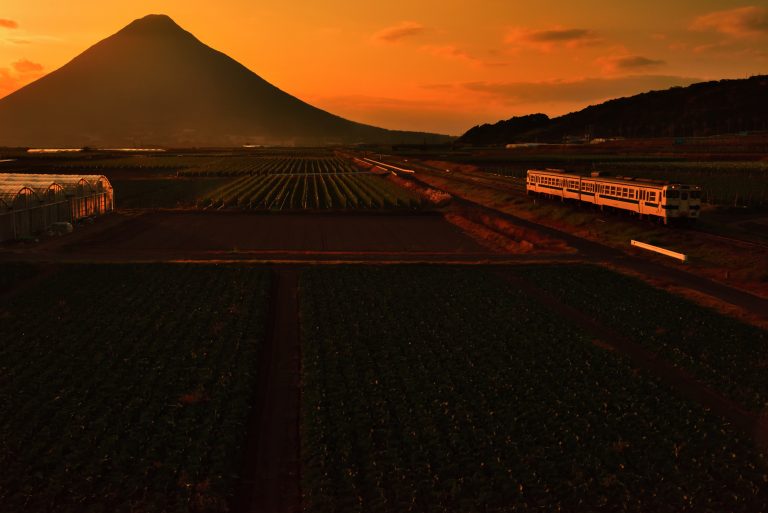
[459, 76, 768, 144]
[0, 14, 450, 147]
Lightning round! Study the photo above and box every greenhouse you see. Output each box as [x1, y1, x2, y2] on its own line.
[0, 173, 114, 241]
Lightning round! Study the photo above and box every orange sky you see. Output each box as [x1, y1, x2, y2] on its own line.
[1, 1, 766, 135]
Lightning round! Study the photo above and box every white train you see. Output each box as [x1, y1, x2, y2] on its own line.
[526, 169, 702, 223]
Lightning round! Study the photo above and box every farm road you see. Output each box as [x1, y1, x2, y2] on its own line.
[234, 269, 300, 513]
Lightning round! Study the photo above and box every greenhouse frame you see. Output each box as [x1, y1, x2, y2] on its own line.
[0, 173, 114, 241]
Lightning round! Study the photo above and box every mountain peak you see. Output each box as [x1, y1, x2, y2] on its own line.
[0, 14, 450, 146]
[119, 14, 186, 36]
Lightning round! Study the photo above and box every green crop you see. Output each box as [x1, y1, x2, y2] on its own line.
[0, 264, 271, 512]
[300, 266, 768, 512]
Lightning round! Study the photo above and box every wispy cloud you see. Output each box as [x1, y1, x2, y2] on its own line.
[418, 45, 508, 68]
[371, 21, 425, 43]
[597, 55, 666, 73]
[420, 44, 477, 64]
[462, 75, 700, 105]
[0, 19, 18, 29]
[691, 6, 768, 37]
[505, 27, 601, 51]
[12, 59, 43, 73]
[0, 33, 62, 46]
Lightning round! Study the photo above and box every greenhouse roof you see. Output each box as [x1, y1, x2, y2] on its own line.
[0, 173, 112, 209]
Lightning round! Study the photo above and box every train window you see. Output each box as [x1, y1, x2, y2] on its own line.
[690, 191, 701, 199]
[681, 192, 688, 200]
[667, 190, 680, 199]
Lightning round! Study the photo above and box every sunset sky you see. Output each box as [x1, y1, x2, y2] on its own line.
[1, 1, 766, 135]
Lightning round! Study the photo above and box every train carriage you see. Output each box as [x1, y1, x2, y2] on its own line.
[526, 169, 701, 224]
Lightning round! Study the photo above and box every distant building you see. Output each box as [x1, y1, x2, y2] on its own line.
[505, 143, 550, 149]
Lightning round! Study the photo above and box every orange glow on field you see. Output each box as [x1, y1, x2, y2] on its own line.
[1, 1, 766, 134]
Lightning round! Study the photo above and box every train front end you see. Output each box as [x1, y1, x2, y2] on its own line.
[661, 184, 702, 222]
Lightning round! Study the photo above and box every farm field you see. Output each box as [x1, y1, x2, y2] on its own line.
[0, 264, 272, 512]
[300, 266, 768, 512]
[524, 264, 768, 411]
[180, 155, 363, 177]
[201, 172, 422, 210]
[111, 177, 232, 208]
[1, 152, 427, 210]
[3, 148, 768, 513]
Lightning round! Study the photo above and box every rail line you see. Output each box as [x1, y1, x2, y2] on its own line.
[368, 155, 527, 194]
[368, 153, 768, 252]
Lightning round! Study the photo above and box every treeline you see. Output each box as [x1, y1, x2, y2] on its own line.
[459, 75, 768, 145]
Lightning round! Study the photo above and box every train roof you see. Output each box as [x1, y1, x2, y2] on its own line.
[526, 169, 697, 188]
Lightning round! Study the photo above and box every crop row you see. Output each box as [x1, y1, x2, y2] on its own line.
[200, 173, 423, 209]
[521, 264, 768, 411]
[181, 157, 363, 177]
[0, 264, 271, 513]
[300, 266, 768, 513]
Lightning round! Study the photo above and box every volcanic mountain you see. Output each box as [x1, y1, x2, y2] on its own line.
[0, 14, 450, 147]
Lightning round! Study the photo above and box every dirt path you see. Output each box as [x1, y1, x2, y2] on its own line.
[497, 270, 766, 446]
[234, 269, 301, 513]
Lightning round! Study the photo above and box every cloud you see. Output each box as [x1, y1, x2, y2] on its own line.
[12, 59, 43, 73]
[598, 55, 666, 73]
[462, 75, 700, 105]
[1, 33, 61, 46]
[505, 27, 601, 51]
[0, 19, 18, 29]
[420, 83, 456, 91]
[420, 44, 478, 64]
[0, 59, 44, 98]
[371, 21, 425, 43]
[691, 6, 768, 37]
[418, 45, 508, 67]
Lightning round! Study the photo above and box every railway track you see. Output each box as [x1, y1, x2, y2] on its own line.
[366, 154, 768, 252]
[686, 227, 768, 251]
[369, 155, 527, 194]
